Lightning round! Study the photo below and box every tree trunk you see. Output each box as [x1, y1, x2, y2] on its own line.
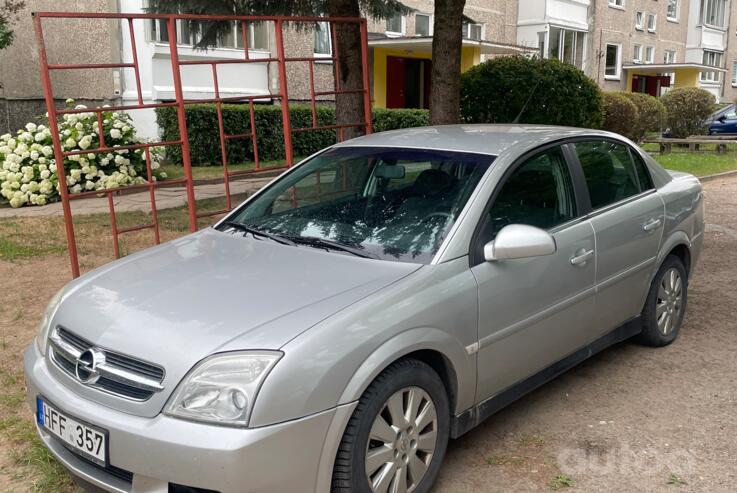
[327, 0, 367, 140]
[430, 0, 467, 125]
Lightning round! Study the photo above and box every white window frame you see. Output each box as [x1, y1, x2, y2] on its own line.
[701, 0, 727, 29]
[149, 19, 270, 52]
[635, 11, 644, 30]
[633, 43, 642, 63]
[463, 22, 484, 40]
[667, 0, 680, 22]
[386, 12, 405, 37]
[313, 21, 332, 58]
[732, 60, 737, 86]
[414, 13, 432, 36]
[547, 26, 587, 70]
[664, 50, 677, 64]
[647, 13, 657, 32]
[701, 49, 723, 82]
[604, 43, 622, 80]
[645, 46, 654, 64]
[608, 0, 625, 9]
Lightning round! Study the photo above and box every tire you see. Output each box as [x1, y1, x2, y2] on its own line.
[332, 359, 450, 493]
[637, 254, 688, 347]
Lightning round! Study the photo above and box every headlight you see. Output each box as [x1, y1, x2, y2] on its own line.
[164, 351, 282, 427]
[36, 288, 65, 355]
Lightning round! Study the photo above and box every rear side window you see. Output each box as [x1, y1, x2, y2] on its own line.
[573, 140, 645, 210]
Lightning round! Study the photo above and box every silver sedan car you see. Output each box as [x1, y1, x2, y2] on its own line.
[25, 125, 704, 493]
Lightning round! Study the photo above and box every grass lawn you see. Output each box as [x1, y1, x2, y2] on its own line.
[652, 152, 737, 177]
[161, 158, 292, 181]
[0, 197, 233, 492]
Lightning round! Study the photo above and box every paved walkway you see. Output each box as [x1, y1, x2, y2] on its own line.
[0, 175, 275, 218]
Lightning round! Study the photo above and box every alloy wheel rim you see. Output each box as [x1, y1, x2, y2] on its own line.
[365, 386, 438, 493]
[656, 267, 683, 335]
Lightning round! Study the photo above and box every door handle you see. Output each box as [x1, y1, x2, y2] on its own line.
[570, 248, 594, 266]
[642, 218, 662, 232]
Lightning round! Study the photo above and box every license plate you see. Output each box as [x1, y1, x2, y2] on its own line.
[36, 397, 107, 466]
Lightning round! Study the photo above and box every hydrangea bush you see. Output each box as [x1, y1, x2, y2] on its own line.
[0, 100, 166, 208]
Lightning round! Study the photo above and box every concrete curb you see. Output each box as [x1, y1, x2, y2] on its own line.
[697, 169, 737, 182]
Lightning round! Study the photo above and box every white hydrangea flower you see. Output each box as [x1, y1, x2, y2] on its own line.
[110, 129, 122, 139]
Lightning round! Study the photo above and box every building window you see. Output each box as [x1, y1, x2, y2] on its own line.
[537, 32, 546, 56]
[702, 50, 723, 82]
[664, 50, 677, 64]
[609, 0, 625, 8]
[463, 22, 483, 40]
[548, 27, 586, 69]
[645, 46, 654, 64]
[314, 22, 332, 56]
[633, 44, 642, 63]
[634, 11, 644, 30]
[667, 0, 679, 21]
[151, 19, 270, 51]
[605, 43, 621, 79]
[732, 61, 737, 86]
[415, 13, 431, 36]
[386, 12, 404, 35]
[701, 0, 727, 28]
[647, 13, 657, 32]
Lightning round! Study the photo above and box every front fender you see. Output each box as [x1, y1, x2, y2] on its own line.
[337, 326, 475, 415]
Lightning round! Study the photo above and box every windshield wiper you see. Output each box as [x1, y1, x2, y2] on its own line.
[221, 221, 296, 246]
[284, 235, 379, 259]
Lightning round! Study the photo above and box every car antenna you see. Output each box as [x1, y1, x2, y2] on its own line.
[512, 78, 541, 124]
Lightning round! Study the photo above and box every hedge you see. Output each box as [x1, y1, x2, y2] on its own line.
[621, 92, 667, 142]
[460, 56, 604, 129]
[602, 93, 639, 140]
[660, 87, 716, 138]
[156, 105, 430, 166]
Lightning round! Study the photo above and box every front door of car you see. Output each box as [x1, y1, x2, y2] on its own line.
[710, 109, 737, 134]
[471, 145, 597, 402]
[569, 140, 664, 336]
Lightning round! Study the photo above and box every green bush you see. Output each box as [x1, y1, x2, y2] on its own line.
[156, 105, 431, 166]
[602, 93, 639, 139]
[622, 92, 667, 141]
[459, 56, 604, 128]
[660, 87, 715, 138]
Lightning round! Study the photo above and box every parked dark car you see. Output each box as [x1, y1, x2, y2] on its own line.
[707, 104, 737, 135]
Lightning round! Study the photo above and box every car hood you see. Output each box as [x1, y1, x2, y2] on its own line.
[51, 228, 419, 415]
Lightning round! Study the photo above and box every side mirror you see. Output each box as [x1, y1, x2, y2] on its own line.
[717, 115, 727, 122]
[484, 224, 556, 262]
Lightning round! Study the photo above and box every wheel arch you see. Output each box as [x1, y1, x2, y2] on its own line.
[653, 230, 693, 283]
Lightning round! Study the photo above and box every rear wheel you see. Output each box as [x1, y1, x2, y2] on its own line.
[332, 359, 450, 493]
[637, 255, 688, 347]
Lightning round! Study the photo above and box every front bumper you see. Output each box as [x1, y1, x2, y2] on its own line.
[24, 342, 355, 493]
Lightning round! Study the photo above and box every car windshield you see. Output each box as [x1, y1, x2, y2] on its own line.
[223, 146, 494, 263]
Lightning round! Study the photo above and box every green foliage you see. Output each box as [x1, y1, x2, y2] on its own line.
[661, 87, 716, 138]
[622, 92, 667, 141]
[602, 93, 639, 140]
[372, 108, 429, 132]
[156, 105, 430, 166]
[0, 1, 25, 50]
[459, 56, 604, 129]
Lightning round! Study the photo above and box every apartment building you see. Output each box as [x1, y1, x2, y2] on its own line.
[2, 0, 736, 136]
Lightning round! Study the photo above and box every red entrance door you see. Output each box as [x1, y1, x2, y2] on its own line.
[386, 56, 406, 108]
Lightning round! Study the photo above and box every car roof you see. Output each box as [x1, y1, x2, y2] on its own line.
[335, 124, 622, 156]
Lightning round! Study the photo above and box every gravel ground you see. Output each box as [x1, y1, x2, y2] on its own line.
[434, 176, 737, 492]
[1, 176, 735, 492]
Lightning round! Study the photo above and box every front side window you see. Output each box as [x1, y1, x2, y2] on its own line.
[605, 44, 621, 78]
[574, 141, 649, 210]
[314, 22, 332, 56]
[479, 147, 577, 243]
[228, 147, 493, 263]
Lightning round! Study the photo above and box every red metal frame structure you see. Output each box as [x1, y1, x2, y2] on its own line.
[32, 11, 372, 278]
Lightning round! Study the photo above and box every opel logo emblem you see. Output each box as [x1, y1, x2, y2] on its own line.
[75, 349, 104, 384]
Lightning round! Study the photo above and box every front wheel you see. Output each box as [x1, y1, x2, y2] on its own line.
[637, 255, 688, 347]
[332, 359, 450, 493]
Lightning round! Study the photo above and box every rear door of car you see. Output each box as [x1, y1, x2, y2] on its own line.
[567, 139, 665, 337]
[471, 143, 598, 402]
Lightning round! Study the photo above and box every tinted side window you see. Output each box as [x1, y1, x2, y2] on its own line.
[631, 150, 654, 191]
[574, 141, 641, 209]
[479, 146, 577, 243]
